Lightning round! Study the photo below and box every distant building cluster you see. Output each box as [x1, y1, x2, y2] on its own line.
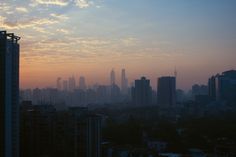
[21, 70, 179, 108]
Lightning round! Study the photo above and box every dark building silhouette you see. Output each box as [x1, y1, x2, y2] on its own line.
[157, 76, 176, 107]
[20, 103, 56, 157]
[56, 77, 62, 91]
[191, 84, 208, 96]
[68, 107, 101, 157]
[110, 69, 115, 85]
[0, 31, 20, 157]
[121, 69, 128, 94]
[132, 77, 152, 106]
[208, 76, 216, 100]
[20, 104, 101, 157]
[68, 76, 76, 92]
[208, 70, 236, 102]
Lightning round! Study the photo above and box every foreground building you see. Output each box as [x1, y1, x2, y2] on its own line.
[0, 31, 20, 157]
[20, 103, 101, 157]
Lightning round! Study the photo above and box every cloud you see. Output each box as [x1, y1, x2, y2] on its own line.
[34, 0, 70, 6]
[121, 37, 139, 46]
[56, 28, 70, 34]
[50, 13, 69, 20]
[15, 7, 29, 13]
[2, 18, 59, 29]
[33, 27, 55, 34]
[75, 0, 93, 8]
[0, 16, 6, 25]
[0, 3, 14, 14]
[0, 3, 11, 12]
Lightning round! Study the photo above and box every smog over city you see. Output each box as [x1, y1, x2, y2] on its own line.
[1, 0, 236, 157]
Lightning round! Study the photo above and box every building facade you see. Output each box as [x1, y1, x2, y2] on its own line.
[121, 69, 128, 94]
[132, 77, 152, 106]
[0, 31, 20, 157]
[208, 70, 236, 102]
[157, 76, 176, 107]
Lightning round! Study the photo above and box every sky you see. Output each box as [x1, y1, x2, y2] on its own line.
[1, 0, 236, 91]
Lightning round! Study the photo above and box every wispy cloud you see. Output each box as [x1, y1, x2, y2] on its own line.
[0, 3, 11, 12]
[15, 7, 29, 13]
[56, 28, 70, 34]
[75, 0, 93, 8]
[50, 13, 69, 20]
[2, 18, 59, 29]
[33, 0, 70, 6]
[121, 37, 139, 46]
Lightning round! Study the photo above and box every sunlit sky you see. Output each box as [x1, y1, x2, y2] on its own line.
[1, 0, 236, 90]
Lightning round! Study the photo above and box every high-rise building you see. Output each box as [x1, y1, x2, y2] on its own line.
[56, 77, 62, 90]
[208, 70, 236, 102]
[68, 76, 76, 92]
[20, 103, 56, 157]
[79, 76, 87, 91]
[68, 107, 101, 157]
[0, 31, 20, 157]
[121, 69, 128, 94]
[208, 76, 216, 100]
[132, 77, 152, 106]
[157, 76, 176, 107]
[110, 69, 115, 85]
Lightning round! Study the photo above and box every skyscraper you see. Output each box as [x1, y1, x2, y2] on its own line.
[132, 77, 152, 106]
[68, 107, 101, 157]
[0, 31, 20, 157]
[208, 70, 236, 102]
[68, 76, 76, 92]
[121, 69, 128, 94]
[79, 76, 87, 91]
[110, 69, 115, 85]
[56, 77, 62, 90]
[157, 76, 176, 107]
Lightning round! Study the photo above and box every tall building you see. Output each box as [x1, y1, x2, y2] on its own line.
[132, 77, 152, 106]
[121, 69, 128, 94]
[208, 70, 236, 102]
[68, 76, 76, 92]
[68, 107, 101, 157]
[110, 69, 115, 85]
[79, 76, 87, 91]
[56, 77, 62, 90]
[0, 31, 20, 157]
[208, 76, 216, 100]
[20, 103, 56, 157]
[157, 76, 176, 107]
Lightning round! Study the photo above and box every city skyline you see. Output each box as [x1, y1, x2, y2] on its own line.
[1, 0, 236, 90]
